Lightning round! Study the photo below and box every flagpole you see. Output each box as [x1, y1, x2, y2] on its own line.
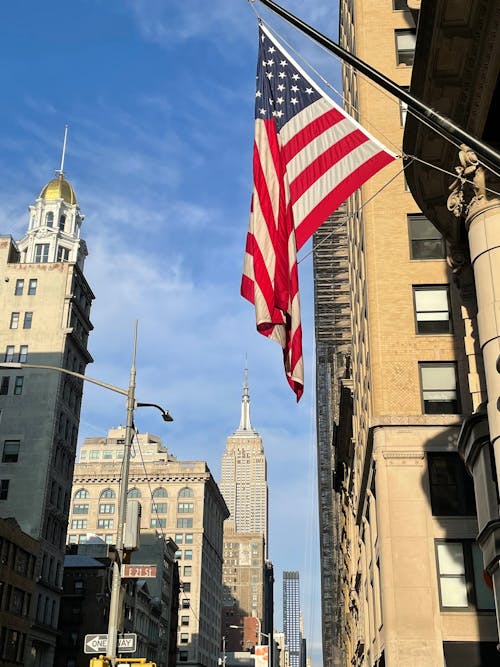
[256, 0, 500, 172]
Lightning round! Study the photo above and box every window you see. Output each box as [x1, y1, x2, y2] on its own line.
[45, 212, 54, 227]
[175, 533, 184, 544]
[102, 450, 113, 459]
[185, 533, 193, 544]
[151, 518, 166, 529]
[184, 549, 193, 560]
[175, 550, 182, 560]
[179, 487, 194, 497]
[74, 489, 89, 499]
[57, 246, 69, 262]
[74, 580, 84, 593]
[152, 503, 167, 514]
[177, 518, 193, 529]
[100, 488, 116, 499]
[0, 479, 9, 499]
[99, 504, 115, 514]
[436, 541, 495, 611]
[28, 279, 37, 295]
[59, 215, 66, 231]
[414, 286, 452, 334]
[181, 615, 189, 626]
[67, 534, 77, 544]
[13, 376, 23, 395]
[179, 651, 189, 662]
[180, 633, 189, 644]
[2, 440, 20, 463]
[395, 28, 416, 66]
[408, 214, 445, 260]
[14, 279, 24, 296]
[152, 487, 168, 498]
[72, 504, 89, 514]
[182, 599, 190, 609]
[428, 453, 475, 516]
[97, 519, 113, 529]
[393, 0, 408, 8]
[35, 244, 49, 263]
[0, 377, 9, 395]
[178, 502, 194, 514]
[128, 488, 141, 498]
[90, 450, 99, 460]
[182, 582, 191, 593]
[420, 362, 460, 414]
[5, 346, 15, 362]
[10, 312, 19, 329]
[19, 345, 28, 363]
[183, 566, 192, 576]
[23, 312, 33, 329]
[71, 519, 87, 529]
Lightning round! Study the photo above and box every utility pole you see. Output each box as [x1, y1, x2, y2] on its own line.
[106, 322, 138, 665]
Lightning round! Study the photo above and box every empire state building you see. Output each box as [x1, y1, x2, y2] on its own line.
[220, 370, 268, 552]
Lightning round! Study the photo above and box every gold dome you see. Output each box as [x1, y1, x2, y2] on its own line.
[39, 174, 77, 205]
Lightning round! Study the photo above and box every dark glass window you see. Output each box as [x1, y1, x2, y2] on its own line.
[395, 29, 416, 66]
[13, 377, 23, 395]
[393, 0, 408, 8]
[428, 453, 475, 516]
[436, 540, 495, 610]
[35, 244, 49, 263]
[10, 312, 19, 329]
[408, 215, 445, 260]
[28, 279, 37, 295]
[420, 362, 460, 414]
[14, 280, 24, 296]
[45, 212, 54, 227]
[0, 480, 10, 499]
[23, 312, 32, 329]
[2, 440, 20, 463]
[0, 377, 10, 395]
[414, 286, 451, 333]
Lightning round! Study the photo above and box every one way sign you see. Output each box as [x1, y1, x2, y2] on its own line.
[84, 633, 137, 654]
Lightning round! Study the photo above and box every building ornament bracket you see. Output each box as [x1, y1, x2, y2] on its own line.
[447, 145, 487, 221]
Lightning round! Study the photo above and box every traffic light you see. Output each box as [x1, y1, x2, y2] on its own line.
[89, 658, 110, 667]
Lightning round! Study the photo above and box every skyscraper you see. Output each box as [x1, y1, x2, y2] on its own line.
[220, 372, 270, 649]
[282, 572, 301, 667]
[220, 370, 268, 548]
[0, 162, 93, 666]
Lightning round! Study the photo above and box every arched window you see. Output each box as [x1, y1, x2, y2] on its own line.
[178, 487, 194, 498]
[74, 488, 89, 499]
[152, 487, 168, 498]
[59, 215, 66, 231]
[128, 488, 141, 498]
[45, 212, 54, 228]
[100, 488, 116, 499]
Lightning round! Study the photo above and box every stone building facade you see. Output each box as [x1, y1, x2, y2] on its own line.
[68, 427, 229, 667]
[0, 168, 93, 666]
[314, 0, 500, 665]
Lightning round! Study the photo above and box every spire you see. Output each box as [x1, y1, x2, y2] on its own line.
[238, 367, 252, 431]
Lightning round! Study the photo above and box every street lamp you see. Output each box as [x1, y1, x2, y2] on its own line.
[0, 321, 173, 667]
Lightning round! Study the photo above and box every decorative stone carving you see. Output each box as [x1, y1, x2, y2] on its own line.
[447, 144, 485, 219]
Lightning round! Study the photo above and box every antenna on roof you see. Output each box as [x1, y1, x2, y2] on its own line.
[56, 125, 69, 177]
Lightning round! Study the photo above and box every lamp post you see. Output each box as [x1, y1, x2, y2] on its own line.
[0, 322, 173, 667]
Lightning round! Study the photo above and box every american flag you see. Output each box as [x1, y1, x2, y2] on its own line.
[241, 24, 396, 400]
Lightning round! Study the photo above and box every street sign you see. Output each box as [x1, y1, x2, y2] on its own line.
[84, 633, 137, 654]
[122, 564, 157, 578]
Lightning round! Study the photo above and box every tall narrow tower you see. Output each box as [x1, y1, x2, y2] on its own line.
[220, 370, 268, 548]
[283, 571, 302, 667]
[0, 140, 94, 666]
[220, 371, 270, 647]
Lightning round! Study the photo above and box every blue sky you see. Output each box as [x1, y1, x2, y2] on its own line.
[0, 1, 340, 663]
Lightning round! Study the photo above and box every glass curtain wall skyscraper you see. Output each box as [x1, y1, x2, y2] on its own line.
[283, 571, 301, 667]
